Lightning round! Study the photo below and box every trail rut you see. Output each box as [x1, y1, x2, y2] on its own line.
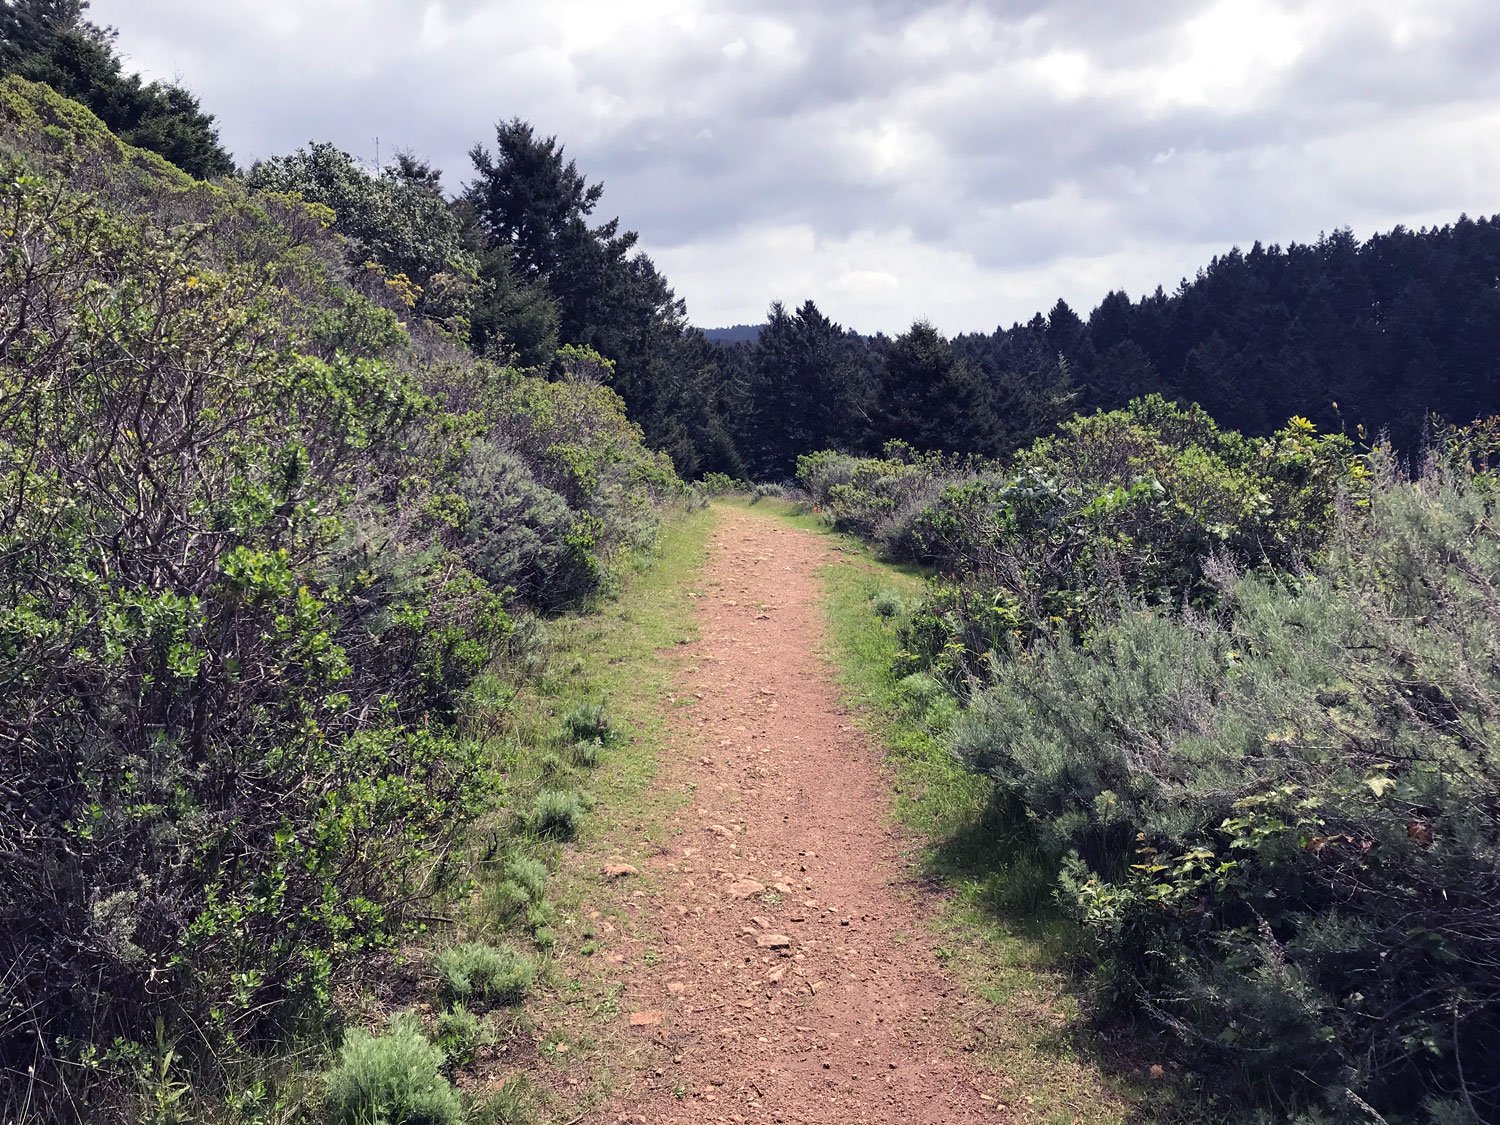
[602, 507, 1004, 1124]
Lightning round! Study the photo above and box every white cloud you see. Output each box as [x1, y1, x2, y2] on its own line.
[90, 0, 1500, 332]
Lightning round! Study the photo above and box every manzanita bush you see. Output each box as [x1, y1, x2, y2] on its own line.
[0, 77, 678, 1118]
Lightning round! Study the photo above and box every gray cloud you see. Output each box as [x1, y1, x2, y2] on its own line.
[90, 0, 1500, 333]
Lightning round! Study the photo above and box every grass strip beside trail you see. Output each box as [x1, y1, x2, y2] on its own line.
[452, 504, 717, 1122]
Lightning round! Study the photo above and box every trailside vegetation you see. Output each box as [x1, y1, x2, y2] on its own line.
[797, 404, 1500, 1122]
[0, 76, 678, 1121]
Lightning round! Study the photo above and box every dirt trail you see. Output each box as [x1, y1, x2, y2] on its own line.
[603, 507, 1003, 1124]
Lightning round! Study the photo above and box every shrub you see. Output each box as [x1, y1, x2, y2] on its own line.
[459, 440, 599, 611]
[495, 372, 680, 551]
[563, 702, 612, 743]
[896, 672, 945, 711]
[697, 471, 742, 495]
[895, 672, 959, 733]
[432, 943, 536, 1006]
[894, 398, 1364, 683]
[0, 79, 681, 1118]
[482, 880, 534, 926]
[569, 736, 604, 768]
[322, 1013, 461, 1125]
[433, 1004, 493, 1070]
[871, 589, 905, 618]
[530, 789, 587, 840]
[794, 449, 861, 504]
[502, 856, 547, 903]
[0, 99, 504, 1107]
[953, 461, 1500, 1120]
[525, 900, 557, 932]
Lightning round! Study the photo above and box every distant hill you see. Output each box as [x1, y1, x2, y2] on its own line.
[701, 323, 762, 344]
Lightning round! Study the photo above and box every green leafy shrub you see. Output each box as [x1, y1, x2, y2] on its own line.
[432, 943, 536, 1006]
[797, 442, 980, 547]
[887, 398, 1364, 683]
[433, 1004, 493, 1070]
[953, 460, 1500, 1120]
[871, 589, 906, 618]
[895, 672, 958, 732]
[496, 371, 681, 554]
[530, 789, 587, 840]
[697, 471, 742, 495]
[0, 102, 501, 1099]
[322, 1014, 461, 1125]
[0, 79, 679, 1118]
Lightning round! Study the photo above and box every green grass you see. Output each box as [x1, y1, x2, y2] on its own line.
[444, 504, 716, 1119]
[739, 497, 1145, 1124]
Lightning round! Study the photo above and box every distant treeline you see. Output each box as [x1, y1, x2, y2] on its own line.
[10, 1, 1500, 484]
[710, 215, 1500, 478]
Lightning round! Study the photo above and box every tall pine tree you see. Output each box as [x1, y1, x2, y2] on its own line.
[874, 321, 1003, 455]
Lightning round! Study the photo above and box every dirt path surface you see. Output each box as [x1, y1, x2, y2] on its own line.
[603, 507, 1003, 1124]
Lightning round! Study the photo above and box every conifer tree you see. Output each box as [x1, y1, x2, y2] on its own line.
[0, 0, 233, 178]
[873, 320, 1002, 455]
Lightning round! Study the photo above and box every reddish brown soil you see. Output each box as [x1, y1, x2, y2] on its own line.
[602, 508, 1004, 1124]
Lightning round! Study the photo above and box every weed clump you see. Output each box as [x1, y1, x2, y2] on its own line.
[434, 1004, 494, 1069]
[469, 1074, 540, 1124]
[502, 856, 547, 901]
[530, 789, 586, 840]
[323, 1013, 461, 1125]
[563, 702, 611, 742]
[480, 856, 550, 933]
[896, 672, 958, 732]
[570, 736, 604, 768]
[479, 880, 530, 929]
[432, 943, 536, 1005]
[871, 589, 906, 618]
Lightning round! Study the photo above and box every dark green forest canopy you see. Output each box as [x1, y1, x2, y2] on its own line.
[0, 0, 233, 177]
[712, 216, 1500, 478]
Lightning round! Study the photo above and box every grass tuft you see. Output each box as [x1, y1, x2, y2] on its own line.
[431, 943, 536, 1006]
[529, 789, 587, 840]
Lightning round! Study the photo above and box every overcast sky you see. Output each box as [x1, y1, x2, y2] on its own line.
[90, 0, 1500, 334]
